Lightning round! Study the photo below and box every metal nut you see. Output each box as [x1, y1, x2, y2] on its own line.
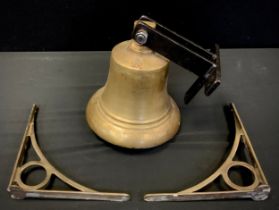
[135, 30, 148, 45]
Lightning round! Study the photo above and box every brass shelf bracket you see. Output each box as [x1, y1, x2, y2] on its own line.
[7, 104, 130, 201]
[144, 103, 270, 201]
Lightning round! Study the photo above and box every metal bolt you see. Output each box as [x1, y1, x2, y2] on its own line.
[135, 30, 148, 45]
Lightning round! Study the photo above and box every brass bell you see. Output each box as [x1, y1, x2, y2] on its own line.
[86, 40, 180, 149]
[86, 16, 221, 149]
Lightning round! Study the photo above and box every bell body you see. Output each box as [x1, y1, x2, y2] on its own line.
[86, 40, 180, 148]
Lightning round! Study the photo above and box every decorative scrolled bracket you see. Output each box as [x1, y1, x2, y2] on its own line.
[7, 105, 130, 201]
[144, 103, 270, 201]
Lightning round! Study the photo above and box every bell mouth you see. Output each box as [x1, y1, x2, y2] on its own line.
[86, 89, 180, 149]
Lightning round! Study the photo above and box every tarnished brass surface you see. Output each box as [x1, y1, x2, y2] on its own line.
[86, 40, 180, 148]
[144, 103, 270, 201]
[7, 105, 130, 201]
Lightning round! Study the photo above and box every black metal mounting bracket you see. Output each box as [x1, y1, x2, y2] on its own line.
[132, 15, 221, 104]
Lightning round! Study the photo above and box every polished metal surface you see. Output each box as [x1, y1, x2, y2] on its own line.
[144, 103, 270, 201]
[7, 105, 130, 201]
[86, 40, 180, 149]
